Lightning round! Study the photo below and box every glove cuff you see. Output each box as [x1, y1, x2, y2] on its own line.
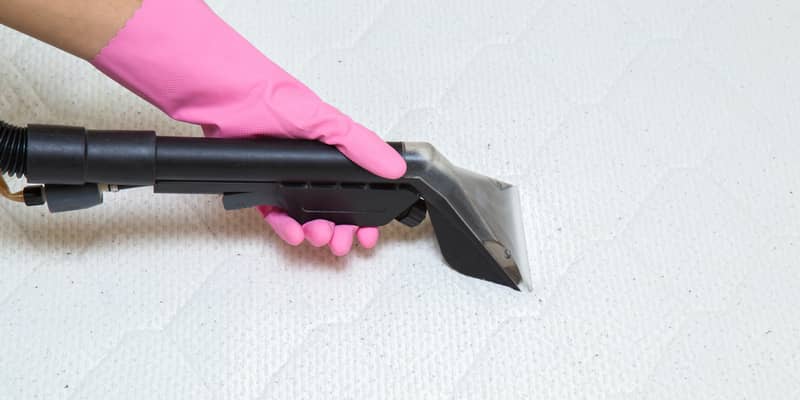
[91, 0, 310, 137]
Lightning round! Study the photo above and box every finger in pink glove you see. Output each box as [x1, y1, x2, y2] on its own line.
[92, 0, 405, 254]
[257, 206, 380, 254]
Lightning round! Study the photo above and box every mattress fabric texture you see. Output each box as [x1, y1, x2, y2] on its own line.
[1, 1, 799, 398]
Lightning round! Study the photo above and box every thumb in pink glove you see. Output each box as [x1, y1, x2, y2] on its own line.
[90, 0, 406, 255]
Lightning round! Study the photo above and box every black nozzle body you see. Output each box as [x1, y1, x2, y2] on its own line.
[17, 124, 527, 290]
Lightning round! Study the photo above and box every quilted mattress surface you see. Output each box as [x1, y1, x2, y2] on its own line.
[1, 0, 799, 398]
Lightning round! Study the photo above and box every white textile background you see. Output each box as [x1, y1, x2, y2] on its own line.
[1, 1, 799, 398]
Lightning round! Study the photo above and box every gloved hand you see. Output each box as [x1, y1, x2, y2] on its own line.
[91, 0, 406, 255]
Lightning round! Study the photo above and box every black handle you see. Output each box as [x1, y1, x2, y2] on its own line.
[25, 125, 404, 185]
[23, 124, 425, 227]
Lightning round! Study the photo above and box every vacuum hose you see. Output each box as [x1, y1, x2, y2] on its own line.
[0, 121, 27, 178]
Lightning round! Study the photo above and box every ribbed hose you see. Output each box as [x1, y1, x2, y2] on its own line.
[0, 121, 27, 178]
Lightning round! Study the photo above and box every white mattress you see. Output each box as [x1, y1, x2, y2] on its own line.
[2, 0, 799, 398]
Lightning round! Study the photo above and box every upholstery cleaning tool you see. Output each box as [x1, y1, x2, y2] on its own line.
[0, 121, 530, 291]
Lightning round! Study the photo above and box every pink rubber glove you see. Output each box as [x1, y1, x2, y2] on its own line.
[91, 0, 405, 255]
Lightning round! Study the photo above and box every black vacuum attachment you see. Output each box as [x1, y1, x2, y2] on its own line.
[0, 122, 530, 291]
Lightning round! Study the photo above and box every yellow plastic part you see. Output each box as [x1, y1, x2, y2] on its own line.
[0, 174, 24, 203]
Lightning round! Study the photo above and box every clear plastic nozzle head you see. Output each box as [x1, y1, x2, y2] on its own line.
[403, 143, 531, 291]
